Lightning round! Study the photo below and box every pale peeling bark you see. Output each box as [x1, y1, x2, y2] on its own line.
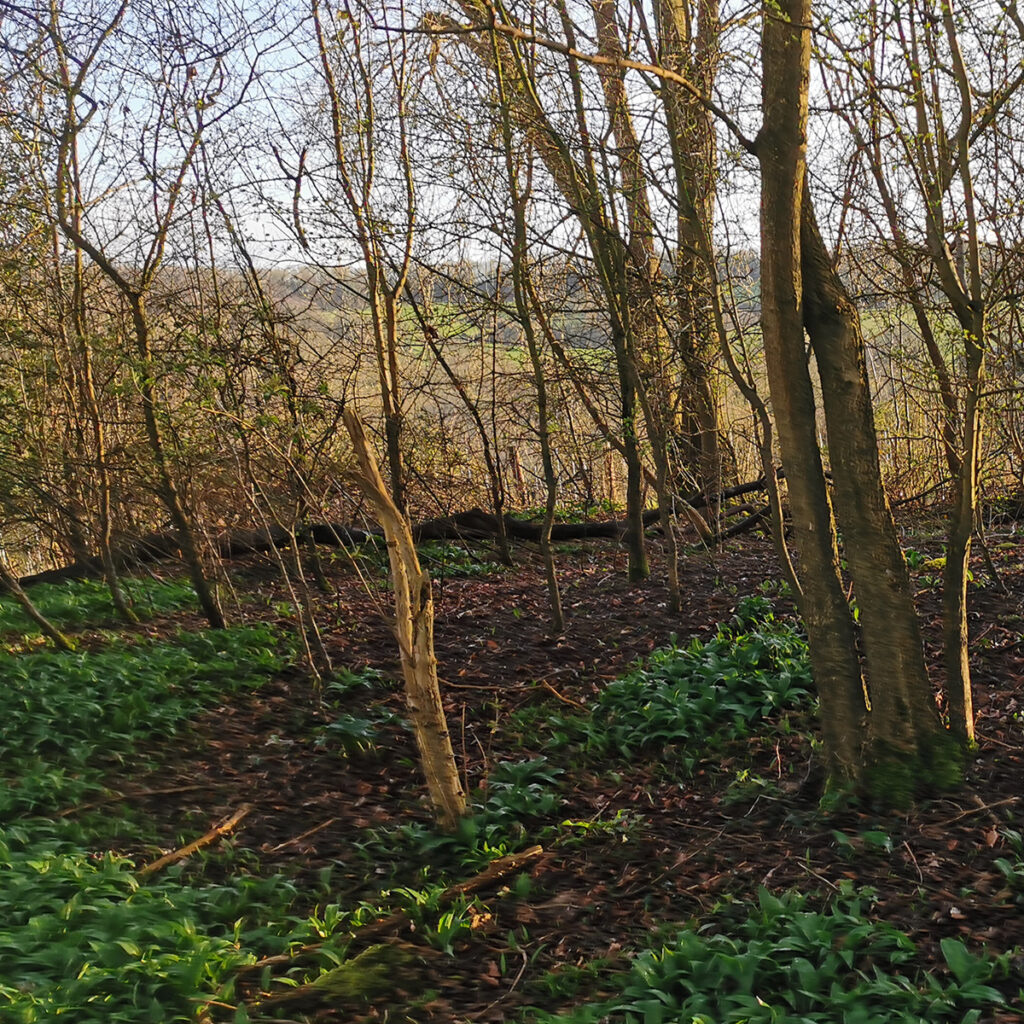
[344, 410, 467, 830]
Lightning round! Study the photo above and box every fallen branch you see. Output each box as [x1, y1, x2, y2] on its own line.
[267, 816, 339, 854]
[136, 803, 253, 881]
[683, 472, 781, 509]
[365, 843, 545, 937]
[237, 844, 544, 977]
[716, 505, 771, 541]
[933, 795, 1020, 826]
[249, 941, 432, 1014]
[540, 680, 587, 709]
[892, 477, 952, 507]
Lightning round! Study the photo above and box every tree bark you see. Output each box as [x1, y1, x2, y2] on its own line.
[131, 297, 226, 630]
[344, 409, 467, 830]
[801, 192, 950, 790]
[758, 0, 865, 780]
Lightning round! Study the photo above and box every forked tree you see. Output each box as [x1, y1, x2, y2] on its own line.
[5, 0, 259, 628]
[756, 0, 953, 796]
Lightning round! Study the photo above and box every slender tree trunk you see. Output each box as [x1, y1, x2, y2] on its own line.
[656, 0, 727, 510]
[456, 6, 657, 581]
[944, 323, 984, 743]
[55, 224, 137, 624]
[530, 353, 566, 632]
[619, 356, 650, 582]
[654, 453, 682, 612]
[47, 81, 135, 620]
[0, 556, 75, 651]
[131, 296, 226, 629]
[378, 291, 407, 513]
[406, 297, 514, 567]
[494, 44, 565, 631]
[344, 409, 466, 830]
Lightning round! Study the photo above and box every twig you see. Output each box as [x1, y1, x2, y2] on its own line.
[892, 477, 952, 506]
[460, 704, 471, 799]
[993, 636, 1024, 653]
[902, 840, 923, 884]
[979, 732, 1019, 749]
[267, 817, 339, 854]
[469, 946, 529, 1021]
[355, 844, 544, 940]
[798, 861, 841, 892]
[237, 845, 544, 977]
[136, 803, 253, 880]
[441, 680, 507, 690]
[934, 796, 1019, 826]
[540, 680, 587, 709]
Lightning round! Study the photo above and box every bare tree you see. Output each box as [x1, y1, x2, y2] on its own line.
[818, 0, 1024, 743]
[0, 0, 274, 626]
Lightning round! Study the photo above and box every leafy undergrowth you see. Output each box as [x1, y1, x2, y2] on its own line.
[1, 625, 286, 815]
[0, 576, 196, 639]
[0, 623, 297, 1022]
[528, 888, 1011, 1024]
[0, 831, 308, 1024]
[542, 595, 813, 766]
[2, 532, 1024, 1022]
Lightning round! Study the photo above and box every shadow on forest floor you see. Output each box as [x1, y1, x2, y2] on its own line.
[4, 513, 1024, 1022]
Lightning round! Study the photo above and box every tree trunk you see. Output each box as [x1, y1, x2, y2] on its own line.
[344, 409, 467, 830]
[132, 296, 226, 630]
[656, 0, 728, 509]
[800, 192, 952, 795]
[0, 555, 75, 651]
[943, 324, 984, 744]
[758, 0, 865, 781]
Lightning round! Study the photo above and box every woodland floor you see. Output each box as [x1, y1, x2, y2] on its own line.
[88, 514, 1024, 1021]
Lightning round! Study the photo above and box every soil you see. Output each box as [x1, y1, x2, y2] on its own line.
[103, 517, 1024, 1022]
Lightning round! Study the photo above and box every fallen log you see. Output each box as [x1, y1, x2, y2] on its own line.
[717, 505, 772, 540]
[17, 524, 371, 586]
[16, 478, 773, 587]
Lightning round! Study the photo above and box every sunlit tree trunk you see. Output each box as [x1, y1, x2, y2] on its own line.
[344, 410, 467, 830]
[48, 3, 226, 629]
[492, 42, 564, 631]
[0, 554, 74, 651]
[312, 0, 415, 513]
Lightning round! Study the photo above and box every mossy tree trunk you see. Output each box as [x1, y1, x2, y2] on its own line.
[758, 0, 867, 782]
[758, 0, 957, 798]
[801, 194, 952, 793]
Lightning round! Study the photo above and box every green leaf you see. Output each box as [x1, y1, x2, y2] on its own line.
[940, 937, 977, 983]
